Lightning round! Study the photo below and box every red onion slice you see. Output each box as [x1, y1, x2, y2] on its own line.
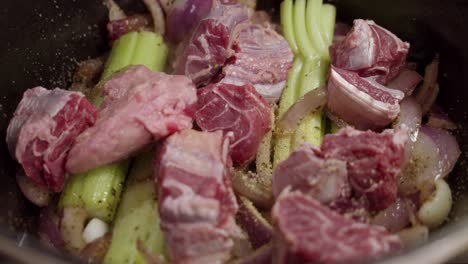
[415, 57, 439, 114]
[371, 197, 414, 233]
[399, 126, 460, 196]
[38, 206, 65, 251]
[421, 126, 461, 179]
[277, 85, 327, 131]
[427, 105, 457, 130]
[142, 0, 166, 35]
[166, 0, 213, 42]
[387, 69, 423, 96]
[60, 207, 88, 254]
[80, 232, 112, 264]
[393, 97, 422, 164]
[16, 168, 52, 207]
[103, 0, 126, 21]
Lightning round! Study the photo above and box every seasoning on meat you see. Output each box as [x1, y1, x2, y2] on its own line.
[331, 19, 410, 84]
[173, 1, 249, 86]
[323, 127, 407, 211]
[273, 127, 407, 213]
[195, 82, 272, 165]
[272, 143, 350, 204]
[66, 65, 197, 174]
[272, 190, 402, 264]
[6, 87, 97, 192]
[157, 130, 240, 263]
[220, 23, 294, 103]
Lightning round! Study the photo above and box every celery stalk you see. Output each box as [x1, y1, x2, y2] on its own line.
[60, 31, 169, 224]
[59, 161, 129, 222]
[294, 0, 316, 59]
[306, 0, 328, 57]
[274, 57, 304, 167]
[320, 4, 337, 46]
[101, 32, 139, 80]
[280, 0, 299, 54]
[130, 32, 168, 73]
[104, 148, 166, 264]
[274, 0, 336, 165]
[292, 58, 329, 149]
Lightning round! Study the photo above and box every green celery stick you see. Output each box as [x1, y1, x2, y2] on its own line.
[292, 58, 329, 149]
[104, 149, 166, 264]
[294, 0, 316, 59]
[59, 161, 129, 222]
[320, 4, 337, 45]
[274, 56, 304, 167]
[280, 0, 299, 54]
[306, 0, 328, 57]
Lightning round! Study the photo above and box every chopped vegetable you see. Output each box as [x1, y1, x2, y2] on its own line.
[280, 0, 298, 54]
[59, 161, 130, 222]
[101, 31, 168, 82]
[274, 0, 335, 166]
[274, 56, 304, 167]
[104, 149, 166, 264]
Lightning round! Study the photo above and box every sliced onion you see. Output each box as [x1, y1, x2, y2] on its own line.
[38, 206, 64, 251]
[16, 168, 52, 207]
[230, 169, 273, 209]
[371, 197, 413, 233]
[103, 0, 126, 21]
[415, 57, 439, 114]
[397, 225, 429, 249]
[80, 232, 112, 264]
[427, 105, 457, 130]
[277, 85, 327, 131]
[325, 110, 350, 129]
[60, 207, 88, 254]
[398, 126, 460, 197]
[236, 196, 273, 249]
[166, 0, 213, 42]
[142, 0, 166, 35]
[421, 126, 461, 179]
[393, 97, 422, 164]
[387, 69, 423, 96]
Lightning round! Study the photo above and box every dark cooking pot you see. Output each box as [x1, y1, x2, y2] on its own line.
[1, 0, 468, 263]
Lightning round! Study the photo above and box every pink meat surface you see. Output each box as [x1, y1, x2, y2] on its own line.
[327, 66, 404, 130]
[220, 23, 293, 103]
[173, 1, 249, 86]
[322, 127, 407, 211]
[273, 191, 402, 264]
[157, 130, 239, 263]
[331, 19, 409, 84]
[272, 143, 350, 204]
[195, 82, 272, 165]
[66, 66, 197, 173]
[6, 87, 97, 192]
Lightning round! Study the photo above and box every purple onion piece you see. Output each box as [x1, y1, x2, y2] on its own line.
[166, 0, 213, 43]
[398, 126, 460, 197]
[415, 57, 439, 114]
[394, 97, 422, 165]
[38, 206, 65, 251]
[16, 168, 52, 207]
[420, 126, 461, 179]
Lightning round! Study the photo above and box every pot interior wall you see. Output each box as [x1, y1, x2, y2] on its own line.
[0, 0, 467, 261]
